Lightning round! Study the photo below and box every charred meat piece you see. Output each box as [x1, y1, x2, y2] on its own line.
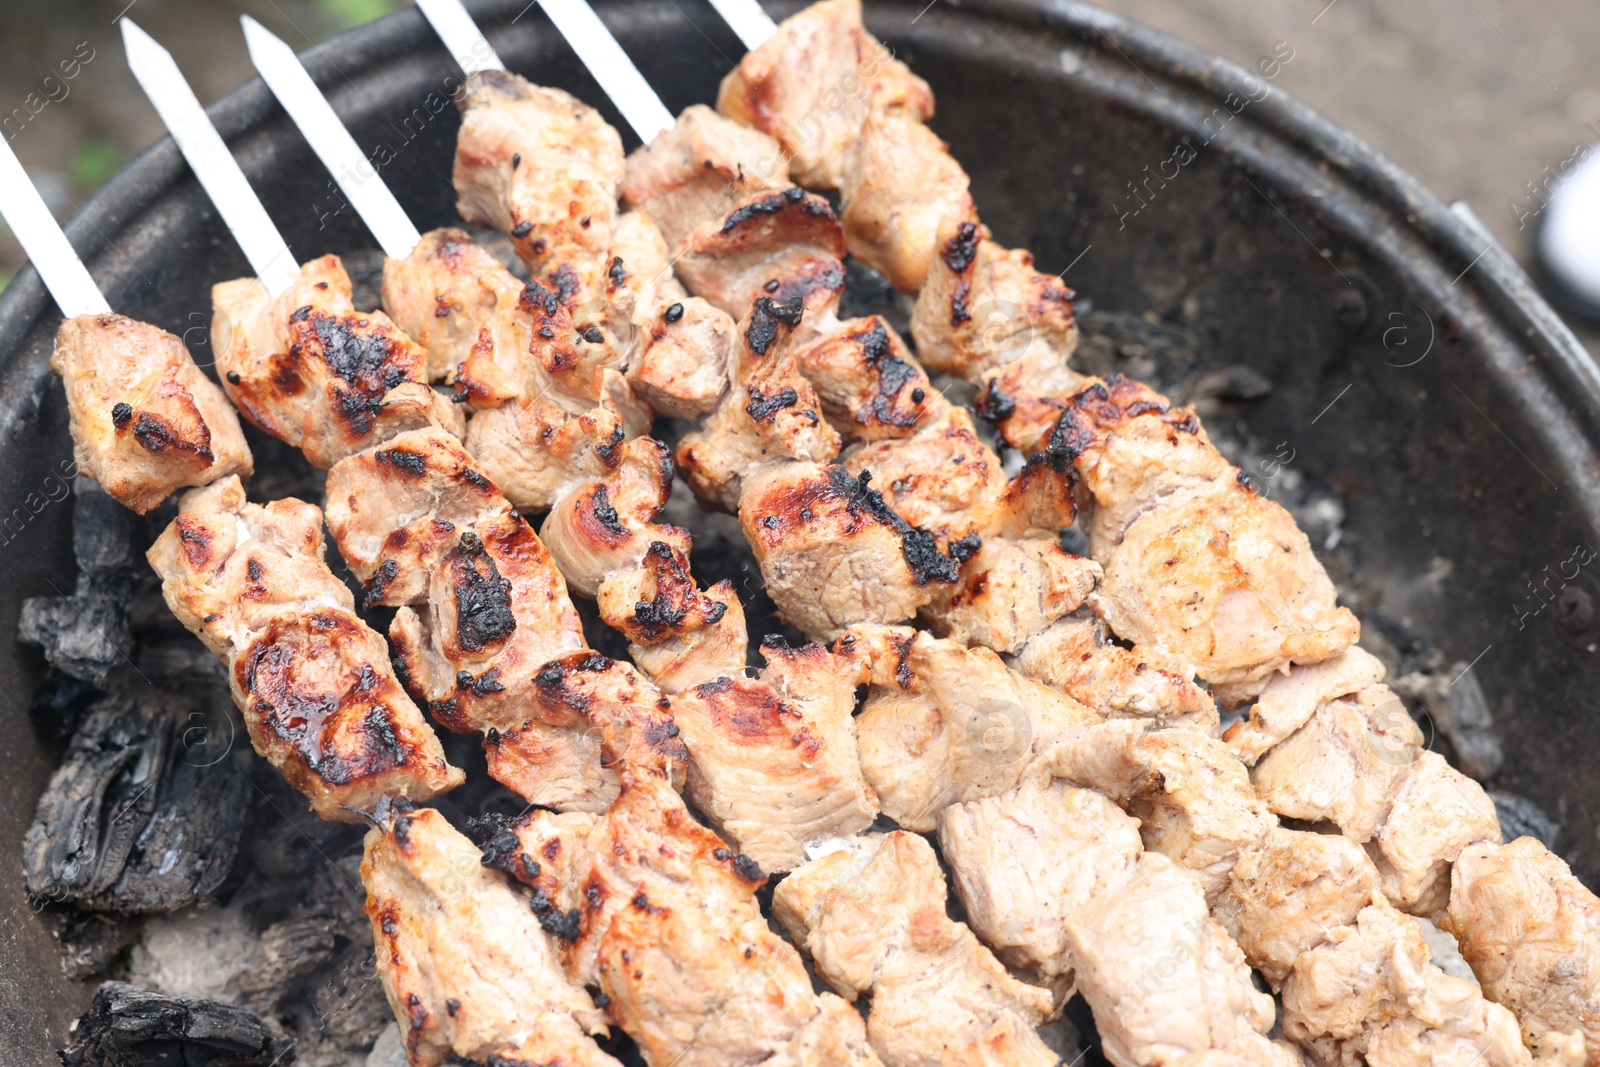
[595, 540, 748, 694]
[147, 476, 463, 821]
[59, 982, 293, 1067]
[834, 624, 1097, 830]
[453, 70, 624, 305]
[794, 314, 934, 441]
[773, 831, 1056, 1067]
[51, 313, 252, 514]
[212, 255, 439, 469]
[24, 671, 250, 913]
[716, 0, 932, 191]
[324, 427, 516, 607]
[673, 188, 847, 324]
[389, 512, 587, 734]
[626, 295, 737, 420]
[920, 539, 1099, 655]
[668, 637, 877, 872]
[975, 347, 1088, 455]
[518, 763, 881, 1067]
[463, 388, 633, 512]
[1446, 837, 1600, 1065]
[1055, 375, 1359, 701]
[911, 219, 1078, 382]
[621, 105, 792, 249]
[361, 799, 617, 1067]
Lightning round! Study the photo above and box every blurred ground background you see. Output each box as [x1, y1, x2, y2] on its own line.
[1, 0, 1598, 345]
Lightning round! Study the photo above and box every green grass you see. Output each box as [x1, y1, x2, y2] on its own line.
[315, 0, 398, 30]
[69, 140, 122, 192]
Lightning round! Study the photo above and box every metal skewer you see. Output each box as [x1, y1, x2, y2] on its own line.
[121, 19, 300, 297]
[0, 138, 111, 317]
[702, 0, 778, 51]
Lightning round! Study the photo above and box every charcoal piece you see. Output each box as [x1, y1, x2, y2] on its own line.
[25, 672, 251, 913]
[1394, 663, 1504, 780]
[59, 982, 293, 1067]
[1490, 790, 1561, 849]
[30, 669, 104, 745]
[52, 907, 140, 981]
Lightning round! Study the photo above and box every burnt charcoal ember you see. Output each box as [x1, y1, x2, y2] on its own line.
[59, 982, 294, 1067]
[30, 670, 104, 745]
[25, 672, 251, 913]
[1489, 790, 1561, 848]
[19, 481, 136, 685]
[52, 908, 140, 981]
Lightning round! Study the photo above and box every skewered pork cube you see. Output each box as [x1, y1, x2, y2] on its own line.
[464, 389, 632, 511]
[836, 624, 1097, 830]
[1282, 901, 1532, 1067]
[1368, 750, 1500, 917]
[1446, 838, 1600, 1065]
[596, 540, 748, 693]
[673, 189, 847, 324]
[508, 763, 882, 1067]
[212, 255, 438, 468]
[453, 70, 624, 307]
[477, 652, 686, 814]
[839, 99, 977, 292]
[1010, 612, 1220, 733]
[361, 800, 617, 1067]
[921, 539, 1099, 654]
[626, 296, 737, 419]
[937, 777, 1142, 998]
[773, 831, 1057, 1067]
[51, 313, 252, 514]
[541, 435, 692, 599]
[147, 476, 463, 820]
[606, 209, 685, 325]
[1223, 646, 1389, 765]
[794, 315, 935, 440]
[1249, 683, 1422, 842]
[621, 105, 791, 249]
[668, 637, 877, 871]
[324, 427, 515, 607]
[677, 296, 842, 512]
[388, 510, 587, 734]
[911, 220, 1078, 381]
[1058, 375, 1359, 699]
[715, 0, 933, 191]
[974, 348, 1088, 454]
[841, 404, 999, 543]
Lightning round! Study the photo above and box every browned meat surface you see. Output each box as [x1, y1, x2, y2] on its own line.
[452, 70, 623, 306]
[840, 404, 998, 543]
[483, 716, 619, 813]
[1056, 376, 1358, 700]
[505, 762, 882, 1067]
[361, 800, 616, 1067]
[715, 0, 932, 191]
[677, 297, 841, 512]
[794, 315, 935, 441]
[52, 313, 252, 514]
[974, 347, 1088, 455]
[836, 624, 1097, 830]
[1011, 613, 1219, 733]
[463, 390, 633, 512]
[621, 105, 791, 249]
[1223, 647, 1388, 765]
[911, 220, 1078, 381]
[1447, 838, 1600, 1065]
[212, 255, 439, 468]
[668, 638, 877, 871]
[937, 777, 1142, 998]
[773, 831, 1057, 1067]
[673, 189, 847, 323]
[596, 540, 748, 693]
[1369, 751, 1500, 917]
[922, 539, 1099, 654]
[626, 296, 737, 419]
[324, 427, 514, 607]
[388, 511, 587, 734]
[147, 477, 462, 820]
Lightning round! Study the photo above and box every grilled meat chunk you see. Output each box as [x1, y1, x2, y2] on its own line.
[673, 189, 847, 323]
[626, 296, 737, 419]
[453, 70, 624, 305]
[213, 255, 440, 469]
[921, 539, 1099, 655]
[836, 624, 1097, 830]
[52, 313, 252, 514]
[324, 427, 515, 607]
[1368, 750, 1501, 917]
[911, 220, 1078, 381]
[464, 388, 633, 511]
[483, 717, 618, 814]
[595, 541, 748, 694]
[669, 638, 877, 871]
[361, 800, 616, 1067]
[621, 105, 791, 249]
[715, 0, 932, 191]
[839, 404, 1003, 543]
[774, 831, 1056, 1067]
[1223, 647, 1389, 765]
[519, 763, 882, 1067]
[795, 315, 935, 441]
[1447, 838, 1600, 1065]
[147, 477, 463, 820]
[1058, 376, 1359, 700]
[388, 511, 587, 734]
[1010, 613, 1219, 733]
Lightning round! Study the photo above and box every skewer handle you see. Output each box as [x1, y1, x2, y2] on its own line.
[705, 0, 778, 50]
[240, 16, 423, 262]
[534, 0, 674, 143]
[0, 138, 111, 318]
[122, 20, 300, 297]
[414, 0, 506, 74]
